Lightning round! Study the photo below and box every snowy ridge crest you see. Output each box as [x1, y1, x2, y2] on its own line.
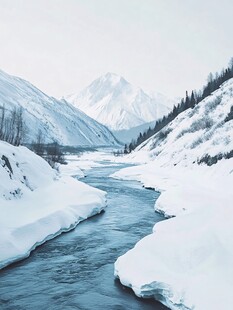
[64, 72, 173, 131]
[0, 69, 119, 146]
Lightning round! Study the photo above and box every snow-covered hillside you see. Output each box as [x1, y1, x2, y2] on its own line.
[0, 69, 119, 146]
[129, 78, 233, 168]
[112, 78, 233, 309]
[64, 72, 171, 133]
[0, 141, 106, 269]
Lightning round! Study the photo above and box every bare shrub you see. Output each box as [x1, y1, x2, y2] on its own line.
[205, 96, 222, 113]
[190, 137, 204, 149]
[157, 127, 172, 140]
[177, 116, 214, 140]
[198, 150, 233, 166]
[225, 106, 233, 122]
[0, 106, 26, 146]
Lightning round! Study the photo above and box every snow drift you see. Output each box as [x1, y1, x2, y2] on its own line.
[113, 78, 233, 309]
[0, 141, 106, 269]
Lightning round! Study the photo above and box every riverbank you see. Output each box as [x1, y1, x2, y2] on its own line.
[112, 159, 233, 310]
[0, 142, 106, 269]
[0, 155, 168, 310]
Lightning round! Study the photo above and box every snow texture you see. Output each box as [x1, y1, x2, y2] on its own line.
[64, 72, 172, 133]
[0, 141, 106, 269]
[0, 69, 119, 147]
[112, 79, 233, 310]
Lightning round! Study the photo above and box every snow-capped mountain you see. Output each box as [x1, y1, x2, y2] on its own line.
[0, 69, 119, 146]
[64, 73, 172, 132]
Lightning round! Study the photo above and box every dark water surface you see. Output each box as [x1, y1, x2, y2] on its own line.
[0, 161, 168, 310]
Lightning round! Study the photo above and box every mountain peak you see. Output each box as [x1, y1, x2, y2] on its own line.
[64, 73, 172, 132]
[0, 68, 119, 147]
[104, 72, 120, 79]
[97, 72, 128, 88]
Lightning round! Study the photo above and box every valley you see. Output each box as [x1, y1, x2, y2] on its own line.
[0, 56, 232, 310]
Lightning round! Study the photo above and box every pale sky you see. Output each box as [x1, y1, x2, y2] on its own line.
[0, 0, 232, 99]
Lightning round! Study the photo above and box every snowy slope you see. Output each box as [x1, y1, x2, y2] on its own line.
[112, 78, 233, 309]
[0, 141, 106, 269]
[64, 72, 171, 132]
[0, 69, 119, 146]
[133, 78, 233, 167]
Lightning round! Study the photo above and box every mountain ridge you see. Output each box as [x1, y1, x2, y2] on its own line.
[0, 69, 119, 147]
[64, 72, 173, 132]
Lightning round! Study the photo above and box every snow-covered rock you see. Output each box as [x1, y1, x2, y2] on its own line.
[112, 78, 233, 309]
[0, 69, 119, 146]
[64, 72, 172, 133]
[0, 141, 106, 269]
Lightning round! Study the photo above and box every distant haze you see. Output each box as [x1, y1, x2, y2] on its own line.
[0, 0, 232, 99]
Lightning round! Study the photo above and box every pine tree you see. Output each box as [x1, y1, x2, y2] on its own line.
[229, 57, 233, 75]
[126, 56, 233, 153]
[190, 91, 196, 108]
[184, 91, 190, 109]
[128, 142, 133, 153]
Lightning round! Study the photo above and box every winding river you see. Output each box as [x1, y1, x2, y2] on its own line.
[0, 159, 168, 310]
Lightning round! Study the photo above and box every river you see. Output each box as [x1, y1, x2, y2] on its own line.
[0, 159, 168, 310]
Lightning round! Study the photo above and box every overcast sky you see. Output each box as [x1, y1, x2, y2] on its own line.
[0, 0, 232, 99]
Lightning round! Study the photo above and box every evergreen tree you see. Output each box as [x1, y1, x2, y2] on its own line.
[190, 91, 196, 108]
[128, 142, 133, 153]
[126, 56, 233, 153]
[229, 57, 233, 75]
[124, 144, 128, 154]
[184, 91, 190, 109]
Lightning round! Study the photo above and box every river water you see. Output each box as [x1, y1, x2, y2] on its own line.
[0, 160, 168, 310]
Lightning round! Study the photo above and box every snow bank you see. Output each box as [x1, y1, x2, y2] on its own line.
[113, 160, 233, 309]
[0, 142, 106, 269]
[59, 156, 85, 178]
[112, 79, 233, 309]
